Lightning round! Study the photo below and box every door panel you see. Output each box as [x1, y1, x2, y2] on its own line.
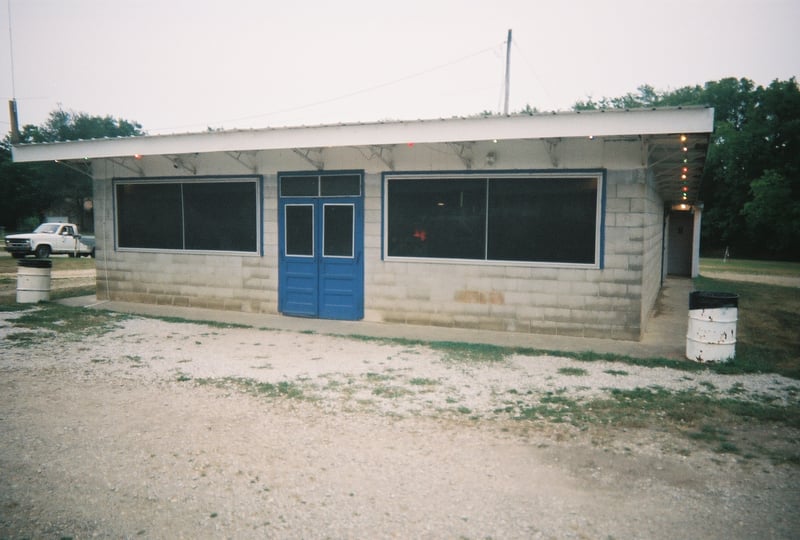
[280, 203, 317, 316]
[319, 203, 361, 319]
[279, 195, 363, 320]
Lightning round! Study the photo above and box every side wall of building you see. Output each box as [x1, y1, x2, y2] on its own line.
[92, 137, 660, 340]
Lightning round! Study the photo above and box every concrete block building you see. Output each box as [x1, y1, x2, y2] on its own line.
[13, 107, 714, 340]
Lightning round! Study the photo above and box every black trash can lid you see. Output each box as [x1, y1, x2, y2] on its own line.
[690, 291, 738, 310]
[18, 259, 53, 269]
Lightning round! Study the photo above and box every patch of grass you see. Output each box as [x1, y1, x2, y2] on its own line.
[0, 254, 96, 274]
[372, 385, 412, 398]
[4, 331, 47, 346]
[431, 341, 508, 363]
[148, 315, 250, 329]
[688, 424, 731, 443]
[688, 425, 742, 454]
[365, 372, 394, 382]
[195, 377, 304, 400]
[557, 367, 588, 376]
[727, 382, 746, 395]
[409, 377, 439, 386]
[8, 303, 126, 339]
[699, 257, 800, 277]
[604, 369, 629, 376]
[501, 386, 799, 460]
[500, 391, 583, 424]
[0, 302, 35, 312]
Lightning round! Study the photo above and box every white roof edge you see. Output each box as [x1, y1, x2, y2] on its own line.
[11, 107, 715, 163]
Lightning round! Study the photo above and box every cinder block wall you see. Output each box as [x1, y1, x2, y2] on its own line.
[92, 171, 279, 313]
[640, 169, 667, 335]
[92, 138, 659, 340]
[364, 169, 648, 340]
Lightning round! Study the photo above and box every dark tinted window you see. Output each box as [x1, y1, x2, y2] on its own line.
[388, 178, 486, 260]
[285, 204, 314, 256]
[488, 177, 597, 263]
[116, 178, 259, 253]
[183, 182, 258, 251]
[386, 174, 600, 265]
[280, 176, 319, 197]
[324, 204, 354, 257]
[321, 175, 361, 196]
[116, 183, 183, 249]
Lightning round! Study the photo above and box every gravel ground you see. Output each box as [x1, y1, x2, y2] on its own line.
[1, 307, 799, 539]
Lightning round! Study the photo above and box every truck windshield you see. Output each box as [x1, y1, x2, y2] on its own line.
[34, 224, 60, 234]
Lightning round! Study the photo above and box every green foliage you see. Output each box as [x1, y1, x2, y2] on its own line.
[741, 170, 800, 254]
[572, 77, 800, 260]
[2, 107, 144, 231]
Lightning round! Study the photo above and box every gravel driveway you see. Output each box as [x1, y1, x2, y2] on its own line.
[1, 307, 798, 539]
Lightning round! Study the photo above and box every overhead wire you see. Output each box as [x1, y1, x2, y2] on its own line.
[510, 37, 558, 111]
[149, 41, 506, 133]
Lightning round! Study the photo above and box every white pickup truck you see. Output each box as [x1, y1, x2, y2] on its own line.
[4, 222, 96, 259]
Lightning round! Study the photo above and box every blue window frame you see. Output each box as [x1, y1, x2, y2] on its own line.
[114, 175, 262, 254]
[384, 171, 605, 267]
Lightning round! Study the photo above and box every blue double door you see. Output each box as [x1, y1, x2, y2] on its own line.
[278, 173, 364, 320]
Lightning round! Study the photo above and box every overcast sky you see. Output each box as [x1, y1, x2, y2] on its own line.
[1, 0, 798, 135]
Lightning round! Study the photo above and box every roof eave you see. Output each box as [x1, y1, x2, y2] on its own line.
[11, 107, 715, 163]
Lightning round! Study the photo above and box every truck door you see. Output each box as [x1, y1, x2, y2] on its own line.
[56, 225, 75, 252]
[278, 173, 364, 320]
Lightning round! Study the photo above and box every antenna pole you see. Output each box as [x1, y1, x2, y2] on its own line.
[503, 29, 512, 115]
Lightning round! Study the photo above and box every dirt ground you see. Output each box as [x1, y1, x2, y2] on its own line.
[1, 306, 799, 539]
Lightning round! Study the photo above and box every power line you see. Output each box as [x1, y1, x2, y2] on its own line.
[150, 41, 505, 133]
[511, 37, 558, 111]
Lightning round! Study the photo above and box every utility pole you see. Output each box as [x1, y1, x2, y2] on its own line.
[503, 29, 512, 115]
[7, 0, 20, 143]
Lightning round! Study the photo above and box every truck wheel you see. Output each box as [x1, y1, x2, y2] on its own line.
[35, 245, 51, 258]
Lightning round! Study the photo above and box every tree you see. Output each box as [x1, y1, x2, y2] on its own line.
[742, 170, 800, 255]
[20, 108, 143, 143]
[1, 108, 144, 233]
[571, 77, 800, 260]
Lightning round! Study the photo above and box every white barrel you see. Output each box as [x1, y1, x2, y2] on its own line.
[17, 259, 53, 303]
[686, 291, 738, 363]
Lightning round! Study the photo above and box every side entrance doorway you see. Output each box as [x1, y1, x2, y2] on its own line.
[278, 172, 364, 320]
[667, 210, 694, 277]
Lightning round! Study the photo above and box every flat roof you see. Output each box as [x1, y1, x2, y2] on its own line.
[11, 107, 714, 163]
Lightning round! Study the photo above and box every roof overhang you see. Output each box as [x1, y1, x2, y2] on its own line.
[11, 107, 714, 206]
